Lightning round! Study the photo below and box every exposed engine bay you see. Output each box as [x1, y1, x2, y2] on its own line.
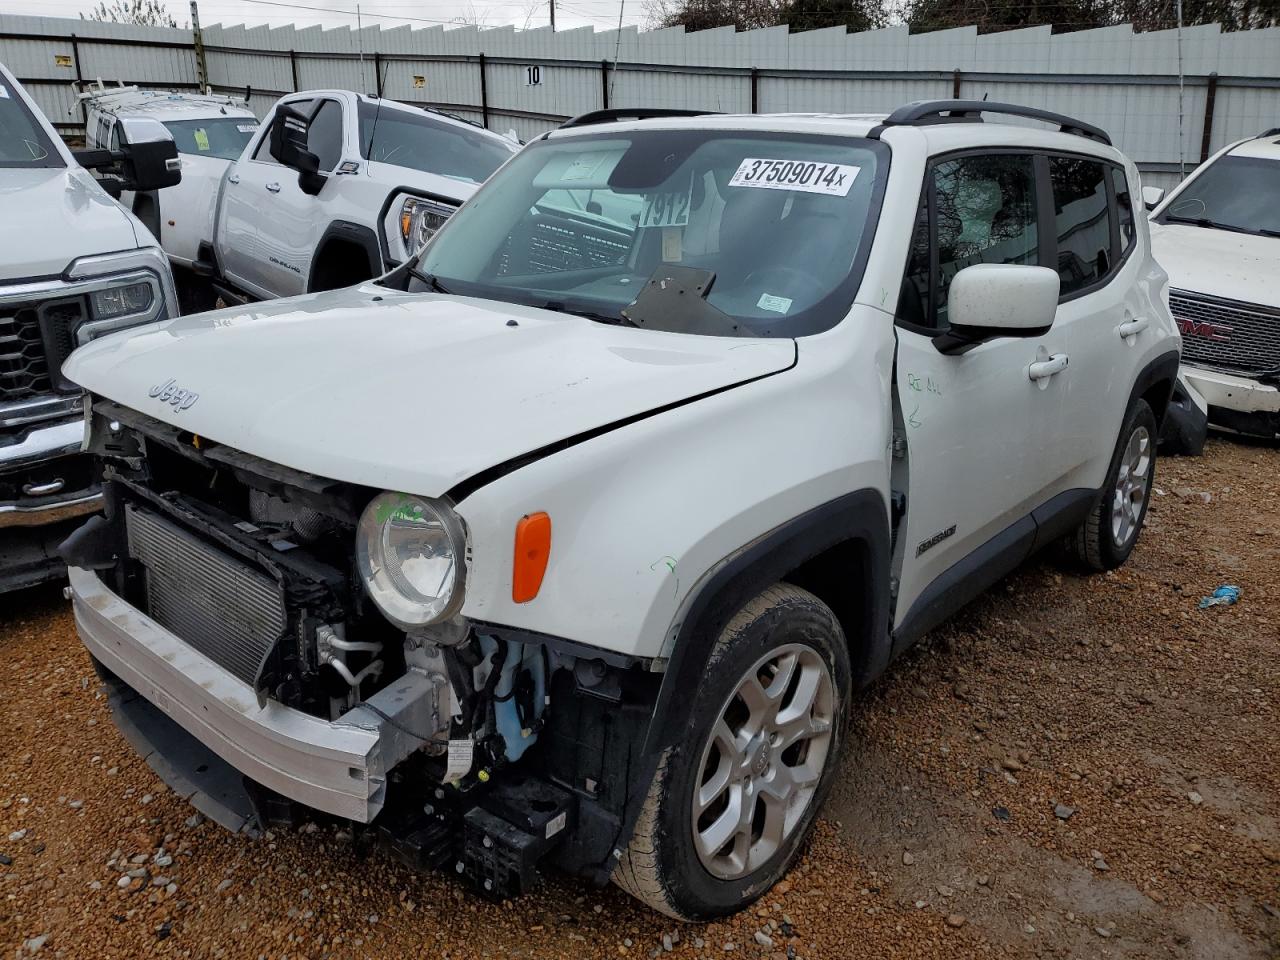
[64, 399, 661, 899]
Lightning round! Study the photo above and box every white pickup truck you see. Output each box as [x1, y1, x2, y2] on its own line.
[195, 90, 519, 302]
[0, 63, 179, 592]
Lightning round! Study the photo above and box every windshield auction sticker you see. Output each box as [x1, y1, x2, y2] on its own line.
[729, 158, 860, 196]
[639, 173, 694, 228]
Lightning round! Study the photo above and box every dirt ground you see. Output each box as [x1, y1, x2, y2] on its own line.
[1, 436, 1276, 960]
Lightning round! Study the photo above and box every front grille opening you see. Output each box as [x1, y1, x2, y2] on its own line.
[0, 307, 54, 403]
[1171, 291, 1280, 376]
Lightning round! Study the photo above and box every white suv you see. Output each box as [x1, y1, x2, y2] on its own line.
[1148, 129, 1280, 438]
[62, 102, 1180, 920]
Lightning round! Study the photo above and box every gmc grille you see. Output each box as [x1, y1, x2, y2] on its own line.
[1170, 290, 1280, 376]
[125, 504, 288, 687]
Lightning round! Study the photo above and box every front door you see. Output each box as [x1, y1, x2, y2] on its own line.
[253, 97, 347, 298]
[892, 151, 1071, 633]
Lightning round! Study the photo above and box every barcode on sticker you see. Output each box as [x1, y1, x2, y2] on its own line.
[728, 158, 860, 196]
[545, 811, 567, 839]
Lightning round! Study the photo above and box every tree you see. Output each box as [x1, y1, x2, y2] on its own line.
[648, 0, 886, 31]
[82, 0, 181, 28]
[901, 0, 1112, 34]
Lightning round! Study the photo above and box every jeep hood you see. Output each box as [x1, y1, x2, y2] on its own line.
[63, 286, 796, 497]
[1150, 222, 1280, 308]
[0, 167, 141, 281]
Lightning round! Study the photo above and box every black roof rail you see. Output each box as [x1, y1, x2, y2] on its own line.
[1260, 126, 1280, 138]
[559, 108, 718, 130]
[877, 100, 1112, 146]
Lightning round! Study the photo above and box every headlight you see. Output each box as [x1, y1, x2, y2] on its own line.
[91, 281, 154, 320]
[399, 197, 455, 259]
[357, 491, 467, 630]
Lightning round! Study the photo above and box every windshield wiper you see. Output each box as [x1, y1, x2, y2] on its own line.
[1163, 215, 1253, 235]
[539, 301, 638, 327]
[407, 267, 452, 295]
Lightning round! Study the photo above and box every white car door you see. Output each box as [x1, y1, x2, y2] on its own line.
[892, 151, 1070, 636]
[253, 96, 347, 298]
[1044, 157, 1140, 492]
[218, 120, 289, 298]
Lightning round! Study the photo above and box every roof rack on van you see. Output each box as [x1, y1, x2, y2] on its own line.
[559, 108, 717, 129]
[877, 100, 1112, 146]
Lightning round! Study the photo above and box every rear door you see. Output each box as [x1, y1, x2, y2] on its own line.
[892, 151, 1070, 636]
[1044, 156, 1140, 491]
[252, 97, 347, 298]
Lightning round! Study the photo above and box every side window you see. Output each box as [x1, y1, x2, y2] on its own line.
[1112, 166, 1135, 254]
[1049, 156, 1112, 296]
[108, 121, 120, 153]
[934, 154, 1039, 327]
[307, 99, 344, 172]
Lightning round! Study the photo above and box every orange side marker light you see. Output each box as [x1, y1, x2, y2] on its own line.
[512, 512, 552, 603]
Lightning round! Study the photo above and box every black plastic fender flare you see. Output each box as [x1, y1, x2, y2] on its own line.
[306, 220, 383, 293]
[595, 487, 892, 884]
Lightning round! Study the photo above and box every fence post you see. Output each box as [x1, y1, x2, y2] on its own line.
[289, 50, 299, 91]
[374, 51, 383, 97]
[70, 33, 87, 132]
[750, 66, 758, 113]
[478, 52, 489, 129]
[952, 68, 961, 99]
[600, 59, 609, 108]
[1200, 71, 1217, 163]
[190, 0, 208, 93]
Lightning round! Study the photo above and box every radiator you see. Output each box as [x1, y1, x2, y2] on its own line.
[125, 504, 288, 687]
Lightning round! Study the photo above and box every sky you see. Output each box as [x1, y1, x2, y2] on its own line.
[0, 0, 648, 32]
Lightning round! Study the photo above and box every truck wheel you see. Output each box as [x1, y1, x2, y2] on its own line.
[613, 583, 850, 920]
[1068, 398, 1158, 571]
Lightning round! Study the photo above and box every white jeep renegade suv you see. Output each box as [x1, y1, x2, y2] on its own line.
[61, 102, 1179, 920]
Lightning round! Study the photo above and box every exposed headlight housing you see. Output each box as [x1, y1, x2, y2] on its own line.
[398, 196, 455, 260]
[357, 492, 467, 631]
[65, 246, 178, 343]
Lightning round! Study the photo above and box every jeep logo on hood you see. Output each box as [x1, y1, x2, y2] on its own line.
[149, 378, 199, 411]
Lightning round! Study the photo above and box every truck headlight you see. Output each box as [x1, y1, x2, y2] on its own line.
[399, 196, 455, 259]
[66, 246, 178, 343]
[357, 492, 467, 630]
[90, 281, 154, 320]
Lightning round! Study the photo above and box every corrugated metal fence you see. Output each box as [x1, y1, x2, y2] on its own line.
[3, 13, 1278, 188]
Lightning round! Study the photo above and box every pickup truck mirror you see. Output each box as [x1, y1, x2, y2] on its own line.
[116, 117, 182, 192]
[1141, 185, 1165, 211]
[932, 263, 1060, 354]
[73, 117, 181, 195]
[269, 102, 326, 196]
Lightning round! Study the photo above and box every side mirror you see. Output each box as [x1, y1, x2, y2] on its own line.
[116, 117, 182, 192]
[269, 102, 326, 196]
[933, 264, 1060, 354]
[1142, 185, 1165, 211]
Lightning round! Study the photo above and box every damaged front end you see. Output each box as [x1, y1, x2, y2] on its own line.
[65, 400, 660, 898]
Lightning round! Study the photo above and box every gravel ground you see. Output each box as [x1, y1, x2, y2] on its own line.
[1, 437, 1276, 959]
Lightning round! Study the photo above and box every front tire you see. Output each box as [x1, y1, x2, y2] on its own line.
[1068, 398, 1158, 571]
[613, 583, 850, 920]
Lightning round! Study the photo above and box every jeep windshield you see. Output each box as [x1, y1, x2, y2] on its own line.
[1157, 154, 1280, 237]
[409, 129, 888, 337]
[0, 81, 59, 168]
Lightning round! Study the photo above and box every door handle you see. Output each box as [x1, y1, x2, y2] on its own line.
[265, 182, 281, 193]
[227, 173, 240, 184]
[1119, 316, 1148, 339]
[1028, 353, 1069, 381]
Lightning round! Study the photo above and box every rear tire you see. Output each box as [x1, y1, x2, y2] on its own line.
[613, 583, 850, 920]
[1068, 398, 1158, 571]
